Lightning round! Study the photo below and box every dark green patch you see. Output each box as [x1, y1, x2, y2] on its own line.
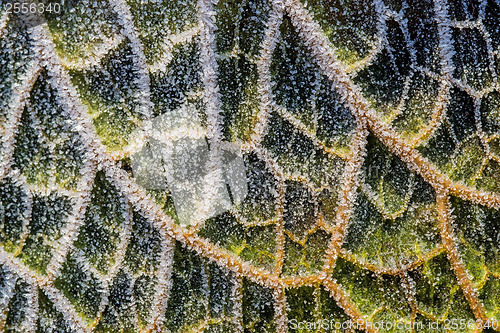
[94, 271, 135, 333]
[447, 88, 476, 143]
[124, 211, 162, 275]
[239, 224, 277, 271]
[218, 55, 259, 142]
[284, 181, 317, 240]
[450, 0, 480, 20]
[282, 230, 330, 276]
[452, 27, 494, 91]
[362, 134, 417, 215]
[235, 153, 278, 224]
[18, 193, 72, 274]
[165, 243, 235, 332]
[133, 274, 157, 329]
[242, 278, 276, 332]
[300, 0, 378, 65]
[480, 91, 500, 137]
[69, 44, 145, 151]
[0, 177, 30, 252]
[13, 71, 85, 189]
[417, 123, 457, 168]
[263, 113, 346, 188]
[198, 213, 247, 249]
[343, 190, 440, 271]
[410, 253, 476, 323]
[476, 159, 500, 193]
[75, 172, 126, 274]
[0, 14, 35, 118]
[150, 41, 202, 116]
[45, 0, 120, 63]
[54, 253, 104, 321]
[286, 285, 359, 332]
[479, 275, 500, 322]
[392, 72, 440, 138]
[317, 187, 339, 226]
[405, 0, 440, 71]
[484, 0, 500, 51]
[215, 0, 271, 57]
[127, 0, 198, 63]
[445, 136, 486, 185]
[332, 258, 411, 320]
[37, 289, 77, 333]
[451, 196, 500, 279]
[354, 20, 411, 119]
[4, 280, 31, 333]
[271, 16, 356, 150]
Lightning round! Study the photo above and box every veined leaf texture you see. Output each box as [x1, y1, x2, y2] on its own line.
[1, 0, 500, 332]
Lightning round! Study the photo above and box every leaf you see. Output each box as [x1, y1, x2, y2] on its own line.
[1, 0, 500, 332]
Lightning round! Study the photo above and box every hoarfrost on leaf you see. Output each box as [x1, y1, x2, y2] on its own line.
[0, 0, 500, 332]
